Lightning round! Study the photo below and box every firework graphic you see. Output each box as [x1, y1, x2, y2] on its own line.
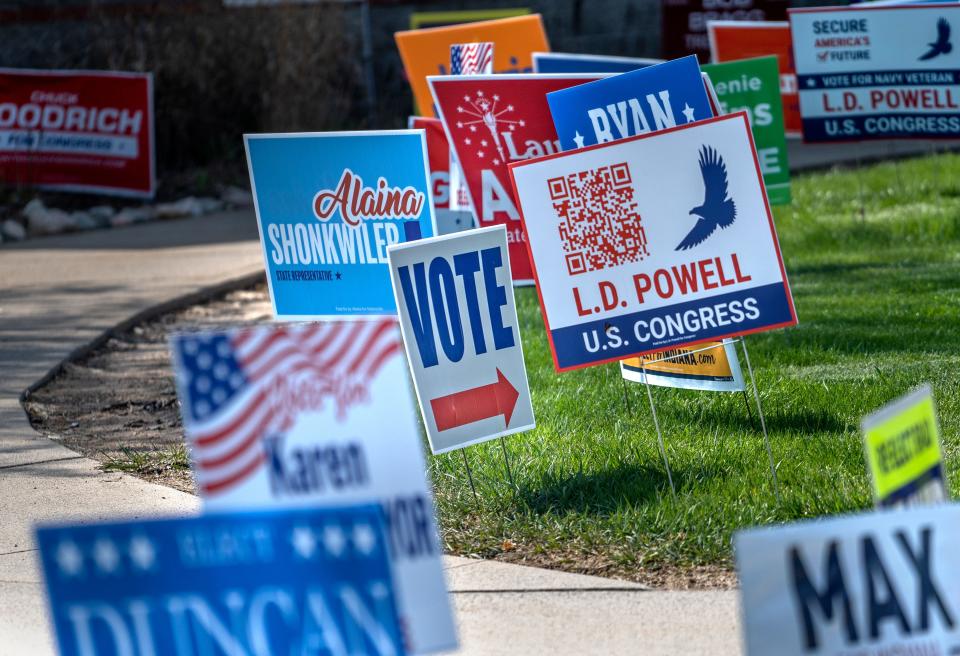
[454, 91, 525, 167]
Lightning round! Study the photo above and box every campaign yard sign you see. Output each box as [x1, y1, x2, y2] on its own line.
[37, 505, 405, 656]
[546, 56, 714, 151]
[661, 0, 789, 62]
[429, 73, 604, 284]
[509, 112, 797, 371]
[408, 116, 474, 235]
[388, 225, 535, 454]
[170, 320, 457, 654]
[789, 4, 960, 141]
[395, 15, 549, 117]
[409, 8, 530, 30]
[533, 52, 664, 74]
[0, 68, 154, 197]
[621, 339, 745, 392]
[707, 21, 802, 137]
[736, 504, 960, 655]
[703, 56, 792, 205]
[244, 131, 435, 320]
[863, 385, 947, 508]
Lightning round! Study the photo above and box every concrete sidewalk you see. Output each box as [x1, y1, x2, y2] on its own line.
[0, 211, 739, 654]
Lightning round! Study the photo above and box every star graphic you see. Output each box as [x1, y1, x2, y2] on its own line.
[493, 94, 499, 101]
[323, 525, 346, 557]
[335, 272, 342, 280]
[476, 91, 484, 97]
[291, 526, 317, 559]
[508, 125, 516, 131]
[469, 125, 477, 132]
[480, 139, 488, 146]
[682, 103, 696, 122]
[519, 120, 526, 127]
[352, 523, 377, 556]
[55, 540, 83, 576]
[506, 104, 514, 112]
[464, 138, 472, 145]
[457, 107, 465, 114]
[478, 151, 485, 158]
[573, 131, 585, 149]
[129, 535, 156, 571]
[456, 121, 463, 128]
[493, 158, 501, 166]
[463, 95, 470, 102]
[806, 78, 817, 88]
[93, 538, 120, 574]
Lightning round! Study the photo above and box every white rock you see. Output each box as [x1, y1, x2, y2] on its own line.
[88, 205, 115, 222]
[1, 219, 26, 241]
[197, 197, 223, 214]
[70, 211, 98, 231]
[111, 206, 156, 227]
[24, 199, 75, 235]
[155, 196, 205, 219]
[221, 186, 253, 207]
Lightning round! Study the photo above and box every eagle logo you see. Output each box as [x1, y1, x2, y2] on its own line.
[919, 18, 952, 61]
[675, 145, 736, 251]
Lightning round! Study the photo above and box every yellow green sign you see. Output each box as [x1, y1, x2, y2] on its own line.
[862, 385, 947, 507]
[409, 8, 530, 30]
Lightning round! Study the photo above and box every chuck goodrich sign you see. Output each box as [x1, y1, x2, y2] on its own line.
[508, 112, 796, 371]
[789, 4, 960, 141]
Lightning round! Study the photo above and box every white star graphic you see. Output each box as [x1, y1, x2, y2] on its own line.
[462, 95, 470, 102]
[573, 131, 585, 149]
[478, 151, 485, 158]
[508, 125, 516, 131]
[682, 103, 696, 123]
[93, 539, 120, 574]
[352, 523, 377, 556]
[506, 104, 514, 112]
[291, 526, 317, 560]
[55, 540, 83, 576]
[129, 535, 156, 571]
[469, 125, 477, 132]
[323, 525, 346, 557]
[519, 120, 526, 127]
[456, 121, 463, 128]
[464, 138, 472, 145]
[476, 91, 484, 97]
[480, 139, 488, 146]
[493, 158, 501, 166]
[456, 106, 465, 114]
[806, 78, 816, 88]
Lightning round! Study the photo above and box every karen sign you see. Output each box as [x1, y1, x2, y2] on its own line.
[389, 225, 535, 454]
[545, 56, 714, 151]
[37, 505, 406, 656]
[0, 68, 154, 197]
[245, 131, 435, 319]
[736, 504, 960, 655]
[170, 321, 457, 654]
[789, 4, 960, 141]
[509, 112, 797, 371]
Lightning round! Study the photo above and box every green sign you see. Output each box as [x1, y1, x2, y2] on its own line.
[703, 56, 791, 206]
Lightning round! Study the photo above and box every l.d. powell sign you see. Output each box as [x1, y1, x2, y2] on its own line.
[736, 504, 960, 655]
[789, 4, 960, 141]
[509, 112, 796, 371]
[388, 225, 535, 454]
[37, 505, 406, 656]
[245, 131, 435, 319]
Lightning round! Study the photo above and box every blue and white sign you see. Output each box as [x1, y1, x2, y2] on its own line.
[546, 55, 715, 151]
[508, 112, 797, 371]
[533, 52, 664, 74]
[388, 225, 535, 454]
[245, 131, 436, 319]
[37, 505, 406, 656]
[789, 4, 960, 141]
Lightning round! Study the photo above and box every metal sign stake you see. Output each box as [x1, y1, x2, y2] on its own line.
[739, 337, 781, 504]
[461, 448, 480, 505]
[499, 436, 516, 490]
[641, 361, 676, 498]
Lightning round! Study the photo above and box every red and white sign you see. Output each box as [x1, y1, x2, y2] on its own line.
[409, 116, 450, 209]
[428, 74, 604, 284]
[0, 68, 154, 197]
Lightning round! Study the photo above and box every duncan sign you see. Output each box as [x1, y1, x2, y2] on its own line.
[0, 68, 154, 197]
[509, 112, 796, 371]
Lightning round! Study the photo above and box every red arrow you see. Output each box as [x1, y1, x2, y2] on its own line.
[430, 368, 520, 432]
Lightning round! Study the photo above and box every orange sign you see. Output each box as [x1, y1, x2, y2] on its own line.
[395, 14, 550, 117]
[707, 21, 800, 137]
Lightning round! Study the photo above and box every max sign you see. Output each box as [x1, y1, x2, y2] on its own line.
[37, 505, 406, 656]
[389, 225, 535, 453]
[509, 113, 797, 371]
[170, 321, 457, 654]
[736, 504, 960, 655]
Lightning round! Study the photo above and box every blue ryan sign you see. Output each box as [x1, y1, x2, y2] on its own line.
[36, 505, 406, 656]
[546, 55, 714, 151]
[245, 130, 435, 320]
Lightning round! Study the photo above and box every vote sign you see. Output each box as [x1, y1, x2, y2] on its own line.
[789, 5, 960, 141]
[389, 225, 535, 454]
[509, 112, 797, 371]
[736, 504, 960, 655]
[533, 52, 664, 74]
[429, 74, 604, 284]
[702, 56, 792, 205]
[170, 320, 457, 654]
[546, 56, 714, 151]
[863, 385, 947, 508]
[37, 505, 405, 656]
[244, 131, 435, 319]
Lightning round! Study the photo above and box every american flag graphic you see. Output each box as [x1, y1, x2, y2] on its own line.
[172, 320, 403, 496]
[450, 42, 493, 75]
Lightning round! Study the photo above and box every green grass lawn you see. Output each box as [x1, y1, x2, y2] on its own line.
[428, 151, 960, 583]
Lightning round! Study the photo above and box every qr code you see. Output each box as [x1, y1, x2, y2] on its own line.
[548, 162, 649, 276]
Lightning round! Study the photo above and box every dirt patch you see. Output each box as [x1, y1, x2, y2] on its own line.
[22, 282, 735, 590]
